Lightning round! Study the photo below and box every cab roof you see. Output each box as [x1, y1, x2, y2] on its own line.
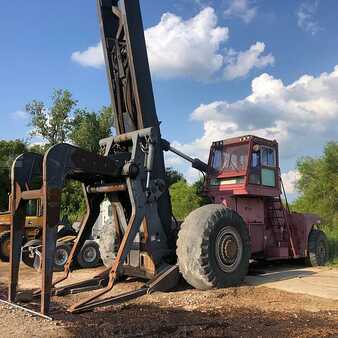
[211, 135, 278, 148]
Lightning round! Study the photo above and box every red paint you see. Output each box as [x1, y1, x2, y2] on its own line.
[204, 135, 319, 260]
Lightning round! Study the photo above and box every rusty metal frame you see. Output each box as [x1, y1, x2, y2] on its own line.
[7, 0, 180, 316]
[8, 128, 177, 315]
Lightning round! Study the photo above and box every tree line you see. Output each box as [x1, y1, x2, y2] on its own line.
[0, 89, 114, 221]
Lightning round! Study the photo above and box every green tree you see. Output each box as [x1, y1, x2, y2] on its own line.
[292, 142, 338, 229]
[28, 143, 48, 155]
[165, 168, 185, 187]
[69, 106, 113, 153]
[26, 89, 77, 146]
[26, 90, 115, 223]
[192, 177, 212, 205]
[60, 182, 86, 224]
[0, 140, 27, 211]
[170, 180, 206, 220]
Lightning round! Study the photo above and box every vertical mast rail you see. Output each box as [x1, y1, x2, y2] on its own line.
[97, 0, 173, 238]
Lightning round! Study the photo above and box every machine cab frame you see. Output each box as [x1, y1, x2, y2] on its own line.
[206, 135, 281, 198]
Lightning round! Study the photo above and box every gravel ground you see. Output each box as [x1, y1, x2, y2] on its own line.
[0, 264, 337, 337]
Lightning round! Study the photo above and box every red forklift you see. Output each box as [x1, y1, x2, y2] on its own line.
[202, 135, 328, 266]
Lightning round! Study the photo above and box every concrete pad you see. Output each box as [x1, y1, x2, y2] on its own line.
[246, 266, 338, 300]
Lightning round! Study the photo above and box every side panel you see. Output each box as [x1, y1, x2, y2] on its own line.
[290, 212, 319, 256]
[236, 197, 265, 224]
[222, 197, 265, 254]
[248, 224, 265, 254]
[236, 198, 265, 254]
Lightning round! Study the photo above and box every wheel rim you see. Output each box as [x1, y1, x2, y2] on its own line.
[54, 248, 68, 267]
[317, 240, 327, 263]
[83, 246, 97, 263]
[215, 226, 243, 273]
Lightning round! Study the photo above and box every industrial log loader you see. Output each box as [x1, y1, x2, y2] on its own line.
[6, 0, 329, 317]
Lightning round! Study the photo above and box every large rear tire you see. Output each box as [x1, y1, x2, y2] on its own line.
[177, 204, 251, 290]
[307, 229, 329, 266]
[0, 231, 11, 262]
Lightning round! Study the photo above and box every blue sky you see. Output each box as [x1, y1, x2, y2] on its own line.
[1, 0, 338, 196]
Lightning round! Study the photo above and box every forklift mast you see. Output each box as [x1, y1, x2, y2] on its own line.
[98, 0, 173, 236]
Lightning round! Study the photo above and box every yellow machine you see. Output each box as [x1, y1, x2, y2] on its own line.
[0, 199, 43, 262]
[1, 198, 101, 270]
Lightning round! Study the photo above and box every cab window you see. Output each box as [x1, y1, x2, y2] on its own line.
[211, 144, 249, 174]
[261, 146, 276, 187]
[249, 145, 277, 187]
[249, 146, 261, 184]
[261, 147, 276, 167]
[26, 200, 37, 217]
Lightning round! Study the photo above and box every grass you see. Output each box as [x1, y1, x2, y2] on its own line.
[322, 226, 338, 267]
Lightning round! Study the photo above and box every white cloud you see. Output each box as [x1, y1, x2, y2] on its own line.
[297, 1, 320, 35]
[11, 110, 29, 120]
[71, 8, 273, 81]
[282, 170, 301, 194]
[224, 42, 274, 80]
[71, 42, 104, 68]
[224, 0, 257, 23]
[173, 66, 338, 183]
[145, 7, 228, 79]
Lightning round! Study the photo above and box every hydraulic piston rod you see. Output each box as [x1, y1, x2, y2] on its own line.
[161, 139, 208, 173]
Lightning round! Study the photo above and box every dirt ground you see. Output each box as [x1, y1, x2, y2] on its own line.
[0, 262, 337, 338]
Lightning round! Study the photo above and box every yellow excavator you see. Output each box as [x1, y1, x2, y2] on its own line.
[0, 198, 100, 270]
[0, 199, 42, 262]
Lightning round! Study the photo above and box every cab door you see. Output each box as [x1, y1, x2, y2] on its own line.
[260, 146, 277, 187]
[249, 144, 277, 188]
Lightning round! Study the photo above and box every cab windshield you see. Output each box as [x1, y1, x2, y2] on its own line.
[211, 143, 249, 175]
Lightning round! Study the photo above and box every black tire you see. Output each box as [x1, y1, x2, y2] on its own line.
[77, 240, 101, 268]
[0, 231, 11, 262]
[53, 243, 72, 272]
[22, 239, 42, 268]
[307, 229, 329, 266]
[177, 204, 251, 290]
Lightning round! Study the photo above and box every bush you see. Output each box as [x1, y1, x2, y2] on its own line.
[169, 180, 208, 220]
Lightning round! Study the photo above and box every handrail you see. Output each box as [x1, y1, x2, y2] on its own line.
[280, 177, 291, 214]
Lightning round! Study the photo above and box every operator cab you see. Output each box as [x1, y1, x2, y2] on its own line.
[206, 135, 281, 198]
